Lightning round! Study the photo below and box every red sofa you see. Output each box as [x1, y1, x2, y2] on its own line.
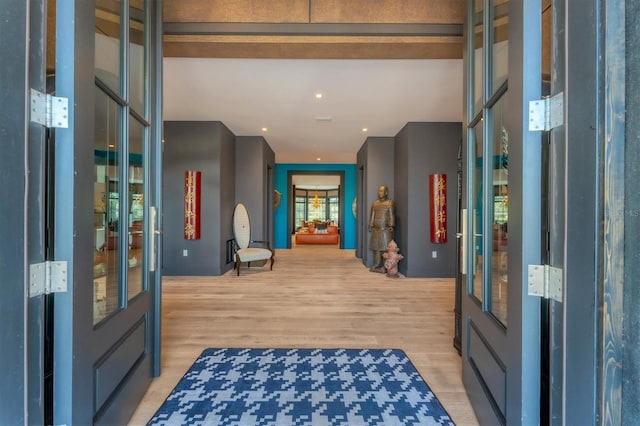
[295, 225, 339, 244]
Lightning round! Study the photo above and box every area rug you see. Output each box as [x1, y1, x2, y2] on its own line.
[147, 348, 455, 426]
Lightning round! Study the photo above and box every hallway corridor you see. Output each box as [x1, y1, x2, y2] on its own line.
[129, 245, 478, 425]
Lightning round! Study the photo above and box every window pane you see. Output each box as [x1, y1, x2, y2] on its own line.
[128, 117, 145, 300]
[329, 196, 340, 227]
[94, 88, 122, 325]
[490, 94, 509, 326]
[491, 0, 509, 92]
[308, 191, 326, 221]
[295, 196, 306, 228]
[129, 0, 145, 114]
[542, 0, 552, 86]
[471, 120, 484, 303]
[473, 0, 484, 115]
[95, 0, 121, 95]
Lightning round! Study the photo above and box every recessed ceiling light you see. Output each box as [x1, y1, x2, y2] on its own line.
[315, 93, 323, 99]
[108, 144, 115, 148]
[362, 128, 368, 132]
[316, 157, 322, 161]
[261, 127, 268, 132]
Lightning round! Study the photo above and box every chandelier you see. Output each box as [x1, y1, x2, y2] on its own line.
[312, 194, 321, 209]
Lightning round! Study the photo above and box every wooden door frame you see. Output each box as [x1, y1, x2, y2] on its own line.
[0, 1, 48, 423]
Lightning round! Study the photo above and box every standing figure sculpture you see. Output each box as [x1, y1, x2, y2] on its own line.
[368, 185, 395, 273]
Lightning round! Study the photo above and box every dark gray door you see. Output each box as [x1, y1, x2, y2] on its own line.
[460, 1, 544, 424]
[453, 141, 463, 355]
[52, 1, 163, 424]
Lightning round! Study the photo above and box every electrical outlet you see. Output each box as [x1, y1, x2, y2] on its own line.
[432, 251, 437, 258]
[183, 249, 188, 257]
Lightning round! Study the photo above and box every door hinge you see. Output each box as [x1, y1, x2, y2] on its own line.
[30, 88, 69, 128]
[29, 261, 68, 297]
[528, 92, 563, 131]
[527, 264, 562, 302]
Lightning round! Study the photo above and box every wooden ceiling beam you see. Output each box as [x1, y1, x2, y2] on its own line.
[163, 22, 462, 37]
[163, 36, 462, 59]
[164, 23, 463, 59]
[163, 0, 464, 24]
[162, 0, 464, 59]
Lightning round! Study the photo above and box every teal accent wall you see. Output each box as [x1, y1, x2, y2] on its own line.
[274, 163, 357, 249]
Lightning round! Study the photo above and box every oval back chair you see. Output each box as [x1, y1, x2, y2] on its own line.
[232, 203, 274, 275]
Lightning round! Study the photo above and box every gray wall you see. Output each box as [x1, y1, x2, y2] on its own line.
[355, 146, 366, 259]
[394, 128, 410, 273]
[163, 121, 236, 275]
[264, 142, 276, 245]
[235, 136, 275, 247]
[218, 127, 237, 274]
[395, 122, 461, 277]
[357, 137, 395, 267]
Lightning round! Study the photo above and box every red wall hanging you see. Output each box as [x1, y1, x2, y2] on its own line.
[184, 170, 201, 240]
[429, 173, 447, 243]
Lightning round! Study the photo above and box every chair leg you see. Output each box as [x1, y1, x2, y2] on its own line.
[270, 257, 274, 270]
[236, 259, 241, 276]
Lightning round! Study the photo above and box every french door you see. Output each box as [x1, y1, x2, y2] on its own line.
[460, 1, 544, 424]
[50, 1, 163, 424]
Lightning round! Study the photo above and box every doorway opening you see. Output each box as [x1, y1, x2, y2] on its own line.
[286, 171, 345, 249]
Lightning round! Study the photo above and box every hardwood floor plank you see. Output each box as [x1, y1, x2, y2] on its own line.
[129, 246, 479, 425]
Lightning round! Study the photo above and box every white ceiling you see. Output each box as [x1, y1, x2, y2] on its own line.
[163, 58, 463, 164]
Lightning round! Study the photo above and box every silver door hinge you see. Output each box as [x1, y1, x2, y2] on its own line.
[528, 92, 563, 131]
[30, 88, 69, 128]
[29, 261, 68, 297]
[527, 264, 562, 302]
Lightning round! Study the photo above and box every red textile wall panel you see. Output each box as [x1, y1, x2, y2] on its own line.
[184, 170, 201, 239]
[429, 173, 447, 243]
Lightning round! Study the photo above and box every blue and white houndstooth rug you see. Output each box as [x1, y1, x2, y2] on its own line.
[148, 348, 455, 426]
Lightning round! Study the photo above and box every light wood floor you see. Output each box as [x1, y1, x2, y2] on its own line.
[129, 245, 479, 425]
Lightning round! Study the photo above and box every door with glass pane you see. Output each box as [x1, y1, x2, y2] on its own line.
[52, 1, 162, 424]
[461, 1, 544, 424]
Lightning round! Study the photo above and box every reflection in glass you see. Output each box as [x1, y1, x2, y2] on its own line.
[542, 0, 552, 86]
[94, 88, 122, 325]
[491, 0, 509, 92]
[95, 0, 122, 95]
[128, 118, 145, 300]
[130, 0, 146, 113]
[490, 95, 509, 326]
[473, 0, 484, 115]
[471, 120, 484, 303]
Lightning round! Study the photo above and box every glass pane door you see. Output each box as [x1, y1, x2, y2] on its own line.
[52, 1, 159, 424]
[489, 94, 508, 325]
[473, 0, 484, 114]
[471, 119, 484, 303]
[128, 117, 145, 300]
[93, 88, 122, 325]
[461, 0, 547, 423]
[95, 0, 122, 95]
